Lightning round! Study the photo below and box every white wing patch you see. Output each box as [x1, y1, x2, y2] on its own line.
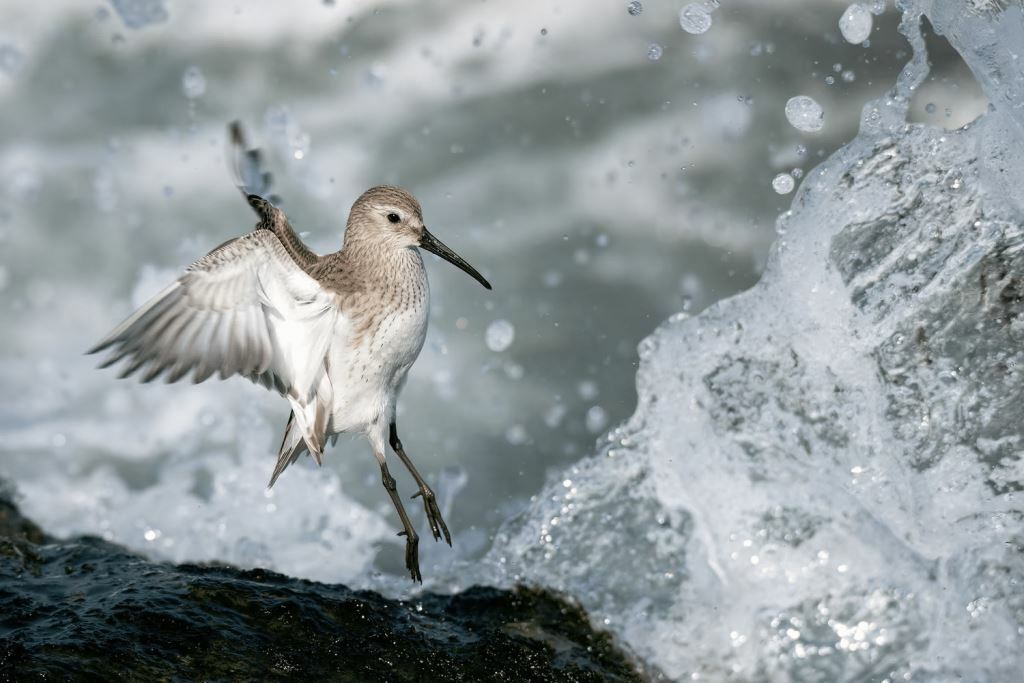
[90, 230, 340, 403]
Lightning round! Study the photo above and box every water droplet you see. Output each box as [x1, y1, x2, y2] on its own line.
[825, 75, 835, 85]
[0, 44, 25, 76]
[585, 406, 608, 433]
[265, 105, 311, 161]
[109, 0, 169, 30]
[505, 424, 528, 445]
[544, 404, 567, 428]
[839, 4, 873, 45]
[647, 43, 663, 61]
[504, 361, 524, 380]
[485, 319, 515, 352]
[365, 61, 387, 85]
[925, 102, 937, 114]
[627, 1, 643, 16]
[679, 3, 714, 35]
[578, 380, 599, 401]
[772, 173, 795, 195]
[785, 95, 824, 133]
[181, 65, 206, 99]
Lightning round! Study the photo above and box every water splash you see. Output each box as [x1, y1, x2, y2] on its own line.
[785, 95, 825, 132]
[478, 0, 1024, 678]
[485, 319, 515, 352]
[181, 66, 206, 99]
[679, 1, 720, 35]
[108, 0, 169, 30]
[839, 4, 874, 45]
[771, 172, 795, 194]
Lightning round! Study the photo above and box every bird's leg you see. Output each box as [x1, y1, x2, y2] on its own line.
[377, 456, 421, 583]
[389, 422, 451, 546]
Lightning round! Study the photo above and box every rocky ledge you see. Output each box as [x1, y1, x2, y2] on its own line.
[0, 494, 649, 681]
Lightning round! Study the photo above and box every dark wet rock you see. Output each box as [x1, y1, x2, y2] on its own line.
[0, 495, 648, 681]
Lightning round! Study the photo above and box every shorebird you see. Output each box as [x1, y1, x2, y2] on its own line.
[88, 122, 491, 582]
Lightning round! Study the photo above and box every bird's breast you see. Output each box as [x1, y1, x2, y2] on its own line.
[323, 254, 429, 433]
[335, 263, 429, 388]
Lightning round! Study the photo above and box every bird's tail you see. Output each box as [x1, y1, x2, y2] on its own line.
[270, 374, 333, 487]
[268, 412, 309, 488]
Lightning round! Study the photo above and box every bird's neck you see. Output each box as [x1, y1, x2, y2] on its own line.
[357, 238, 422, 269]
[275, 223, 320, 272]
[311, 240, 423, 296]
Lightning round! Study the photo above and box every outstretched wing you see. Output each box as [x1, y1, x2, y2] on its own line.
[228, 121, 320, 270]
[227, 119, 281, 206]
[88, 230, 338, 399]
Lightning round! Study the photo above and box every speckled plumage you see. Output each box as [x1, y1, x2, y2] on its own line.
[89, 125, 491, 582]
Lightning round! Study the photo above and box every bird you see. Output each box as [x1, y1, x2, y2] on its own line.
[88, 122, 492, 582]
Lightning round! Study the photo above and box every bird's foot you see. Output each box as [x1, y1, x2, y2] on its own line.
[412, 485, 451, 546]
[397, 529, 422, 583]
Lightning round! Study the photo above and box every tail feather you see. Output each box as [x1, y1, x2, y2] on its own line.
[268, 412, 308, 488]
[270, 373, 333, 488]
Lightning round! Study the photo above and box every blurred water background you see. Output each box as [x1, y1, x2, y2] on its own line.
[0, 0, 991, 621]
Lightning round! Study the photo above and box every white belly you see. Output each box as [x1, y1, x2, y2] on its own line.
[325, 281, 429, 435]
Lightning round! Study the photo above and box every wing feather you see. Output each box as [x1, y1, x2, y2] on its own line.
[90, 230, 338, 398]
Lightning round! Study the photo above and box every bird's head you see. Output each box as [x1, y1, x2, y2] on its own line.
[346, 185, 491, 289]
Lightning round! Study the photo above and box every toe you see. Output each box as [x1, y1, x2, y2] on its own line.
[404, 535, 422, 583]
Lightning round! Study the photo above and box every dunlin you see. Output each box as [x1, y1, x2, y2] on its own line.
[89, 122, 491, 582]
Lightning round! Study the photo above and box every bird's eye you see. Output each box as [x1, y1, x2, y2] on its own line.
[387, 213, 401, 224]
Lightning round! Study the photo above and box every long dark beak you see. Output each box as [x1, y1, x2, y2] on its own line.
[419, 228, 492, 290]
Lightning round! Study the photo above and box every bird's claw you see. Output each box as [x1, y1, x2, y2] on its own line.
[403, 531, 422, 583]
[395, 529, 421, 581]
[412, 485, 452, 546]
